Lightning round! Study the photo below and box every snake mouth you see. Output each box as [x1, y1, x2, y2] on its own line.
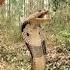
[31, 10, 51, 22]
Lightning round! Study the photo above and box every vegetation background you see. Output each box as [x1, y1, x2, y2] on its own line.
[0, 0, 70, 70]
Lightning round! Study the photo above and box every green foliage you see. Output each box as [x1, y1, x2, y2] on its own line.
[45, 1, 70, 45]
[52, 0, 68, 11]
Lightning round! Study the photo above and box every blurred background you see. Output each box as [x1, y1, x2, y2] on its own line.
[0, 0, 70, 70]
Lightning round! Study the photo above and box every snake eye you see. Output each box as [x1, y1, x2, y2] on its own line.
[27, 33, 29, 36]
[39, 32, 40, 35]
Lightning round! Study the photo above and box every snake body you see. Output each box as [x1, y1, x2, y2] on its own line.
[22, 24, 46, 70]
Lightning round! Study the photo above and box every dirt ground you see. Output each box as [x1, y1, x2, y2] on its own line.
[0, 42, 70, 70]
